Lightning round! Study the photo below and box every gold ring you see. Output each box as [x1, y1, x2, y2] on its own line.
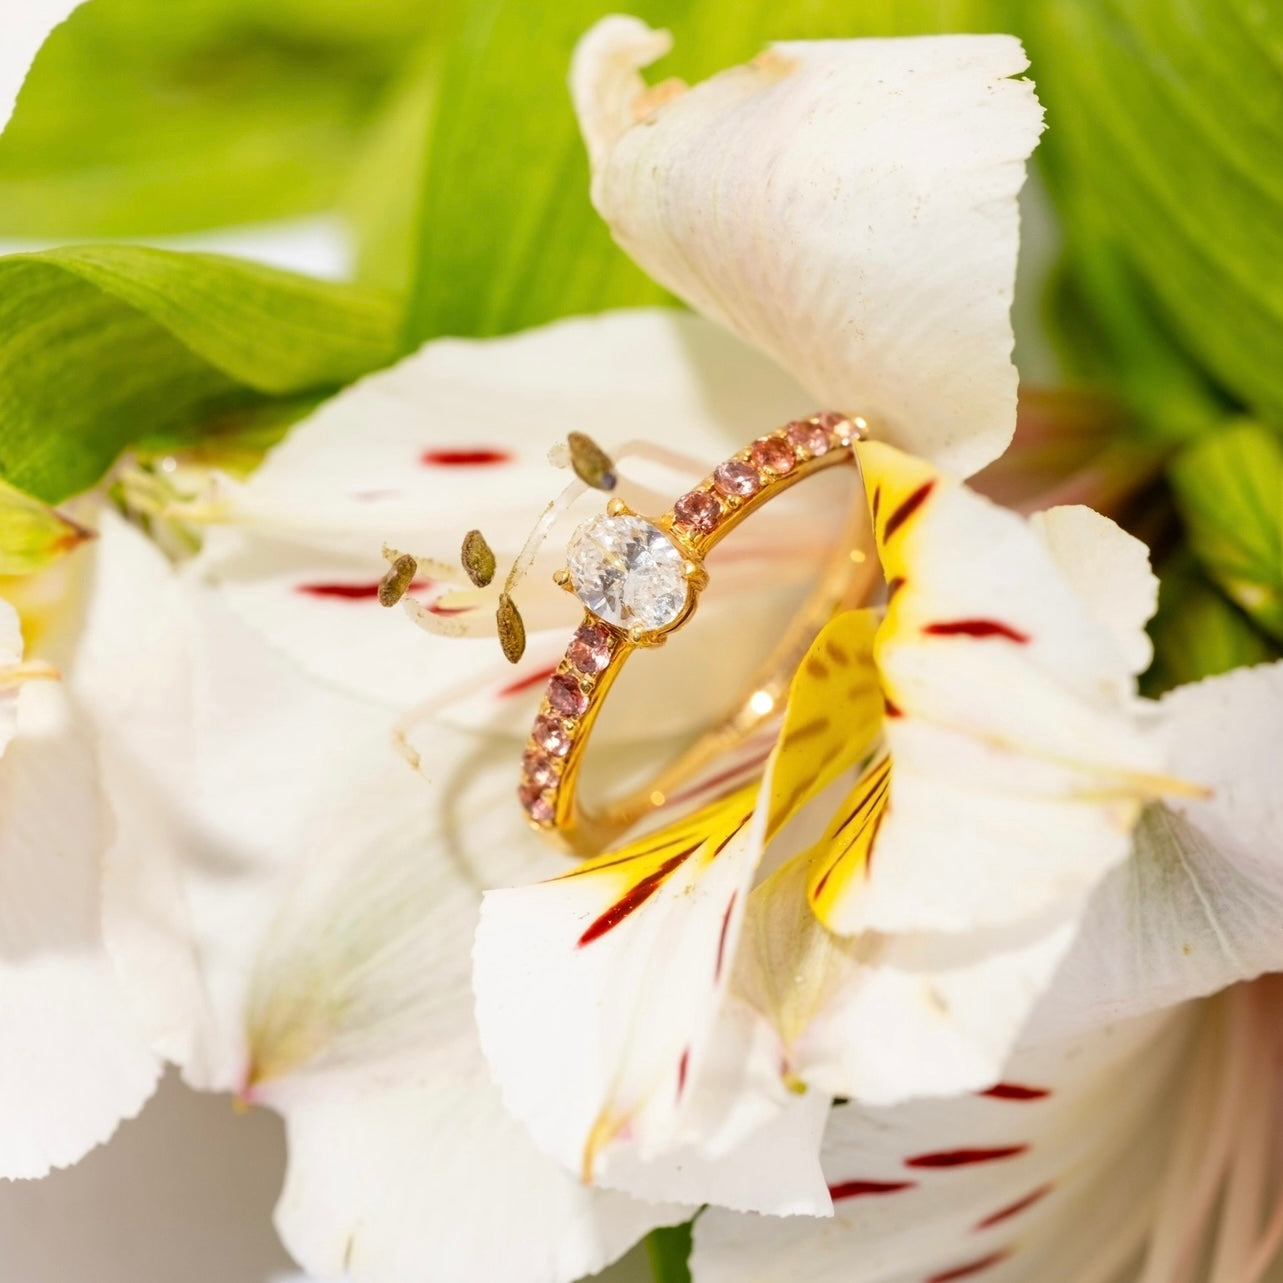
[519, 412, 875, 854]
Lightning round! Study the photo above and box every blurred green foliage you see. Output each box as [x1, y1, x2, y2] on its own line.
[0, 245, 399, 501]
[0, 0, 441, 236]
[1170, 422, 1283, 643]
[1143, 552, 1280, 697]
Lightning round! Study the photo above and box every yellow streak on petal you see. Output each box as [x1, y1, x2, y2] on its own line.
[581, 1107, 630, 1184]
[0, 660, 59, 686]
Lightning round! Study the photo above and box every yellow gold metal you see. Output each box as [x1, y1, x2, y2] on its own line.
[520, 413, 876, 855]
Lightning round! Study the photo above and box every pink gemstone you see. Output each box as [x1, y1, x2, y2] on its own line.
[673, 488, 722, 532]
[786, 419, 831, 457]
[714, 458, 762, 498]
[533, 714, 571, 756]
[523, 749, 558, 788]
[568, 622, 612, 674]
[750, 435, 796, 476]
[547, 671, 588, 718]
[815, 411, 849, 434]
[519, 781, 554, 824]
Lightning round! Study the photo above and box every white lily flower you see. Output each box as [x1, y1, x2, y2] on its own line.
[469, 441, 1232, 1194]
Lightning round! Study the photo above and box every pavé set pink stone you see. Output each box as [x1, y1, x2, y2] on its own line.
[520, 411, 871, 855]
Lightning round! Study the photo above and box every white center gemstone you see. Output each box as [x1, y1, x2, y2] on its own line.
[566, 514, 689, 632]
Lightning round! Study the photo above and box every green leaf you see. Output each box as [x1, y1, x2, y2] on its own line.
[645, 1222, 694, 1283]
[1169, 421, 1283, 642]
[403, 0, 1003, 345]
[1029, 0, 1283, 432]
[0, 478, 93, 574]
[1143, 553, 1280, 697]
[0, 0, 439, 237]
[0, 245, 400, 503]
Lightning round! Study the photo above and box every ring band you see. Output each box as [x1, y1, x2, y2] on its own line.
[519, 412, 874, 855]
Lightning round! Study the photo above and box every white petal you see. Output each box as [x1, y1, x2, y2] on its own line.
[275, 1074, 674, 1283]
[473, 792, 816, 1212]
[821, 443, 1167, 937]
[693, 1008, 1193, 1283]
[1030, 661, 1283, 1040]
[1030, 504, 1158, 676]
[0, 676, 160, 1177]
[0, 597, 25, 752]
[573, 20, 1044, 476]
[80, 513, 407, 1090]
[198, 309, 820, 726]
[1, 1, 82, 133]
[732, 854, 1079, 1108]
[246, 736, 681, 1283]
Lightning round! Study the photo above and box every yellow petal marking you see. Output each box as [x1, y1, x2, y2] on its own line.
[806, 754, 892, 928]
[764, 608, 885, 838]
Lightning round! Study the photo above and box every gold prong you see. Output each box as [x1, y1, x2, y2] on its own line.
[682, 560, 709, 591]
[552, 568, 574, 592]
[606, 497, 632, 518]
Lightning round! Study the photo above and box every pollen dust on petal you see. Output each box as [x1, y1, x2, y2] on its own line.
[632, 76, 687, 122]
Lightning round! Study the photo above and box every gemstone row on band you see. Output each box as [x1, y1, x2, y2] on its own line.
[518, 411, 856, 829]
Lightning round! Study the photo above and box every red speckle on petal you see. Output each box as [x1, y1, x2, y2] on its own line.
[298, 579, 430, 600]
[497, 665, 558, 698]
[421, 448, 512, 467]
[975, 1185, 1052, 1230]
[923, 619, 1030, 644]
[883, 481, 934, 539]
[577, 846, 697, 947]
[828, 1179, 915, 1201]
[906, 1146, 1028, 1169]
[714, 892, 738, 982]
[884, 696, 903, 718]
[926, 1252, 1011, 1282]
[981, 1083, 1051, 1102]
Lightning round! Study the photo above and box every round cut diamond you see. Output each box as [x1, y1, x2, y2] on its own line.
[567, 514, 690, 631]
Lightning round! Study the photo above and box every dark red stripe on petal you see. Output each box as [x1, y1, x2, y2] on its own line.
[298, 578, 432, 600]
[927, 1251, 1011, 1282]
[871, 486, 882, 524]
[975, 1184, 1052, 1230]
[923, 619, 1030, 644]
[712, 817, 753, 859]
[883, 481, 935, 540]
[906, 1146, 1028, 1169]
[884, 696, 903, 718]
[421, 448, 512, 467]
[578, 846, 697, 947]
[677, 1047, 690, 1098]
[664, 747, 773, 809]
[714, 892, 739, 982]
[981, 1083, 1051, 1102]
[885, 575, 905, 601]
[829, 1179, 915, 1201]
[497, 665, 558, 698]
